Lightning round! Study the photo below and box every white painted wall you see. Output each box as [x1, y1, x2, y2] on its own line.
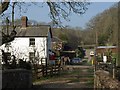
[0, 36, 51, 65]
[10, 38, 29, 61]
[35, 37, 47, 64]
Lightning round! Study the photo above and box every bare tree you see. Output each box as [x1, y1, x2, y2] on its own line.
[0, 1, 90, 45]
[0, 1, 90, 25]
[0, 0, 10, 15]
[46, 2, 90, 26]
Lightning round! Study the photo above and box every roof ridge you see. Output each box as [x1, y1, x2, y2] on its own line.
[15, 25, 52, 37]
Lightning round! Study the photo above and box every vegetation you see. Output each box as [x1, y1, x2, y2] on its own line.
[85, 3, 118, 46]
[0, 1, 90, 26]
[52, 3, 118, 47]
[0, 1, 90, 45]
[75, 47, 86, 58]
[0, 0, 9, 14]
[2, 2, 118, 49]
[2, 50, 32, 70]
[1, 2, 118, 47]
[1, 2, 119, 67]
[52, 27, 82, 49]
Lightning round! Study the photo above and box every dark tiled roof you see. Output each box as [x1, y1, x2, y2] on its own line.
[15, 25, 51, 37]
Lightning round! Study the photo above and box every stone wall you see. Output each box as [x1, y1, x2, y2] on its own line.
[1, 69, 32, 89]
[94, 70, 120, 89]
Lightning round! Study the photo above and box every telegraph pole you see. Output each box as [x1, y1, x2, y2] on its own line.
[94, 30, 98, 74]
[95, 30, 98, 47]
[118, 2, 120, 67]
[94, 30, 98, 89]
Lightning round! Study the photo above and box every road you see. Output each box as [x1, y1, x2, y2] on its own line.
[32, 65, 94, 89]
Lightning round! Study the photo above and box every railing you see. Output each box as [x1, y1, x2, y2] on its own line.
[94, 58, 120, 89]
[96, 62, 113, 73]
[116, 66, 120, 81]
[32, 64, 61, 80]
[94, 70, 120, 89]
[95, 58, 117, 79]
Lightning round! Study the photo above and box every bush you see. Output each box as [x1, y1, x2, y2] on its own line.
[18, 59, 32, 70]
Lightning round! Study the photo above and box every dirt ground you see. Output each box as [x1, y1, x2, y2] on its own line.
[32, 65, 94, 89]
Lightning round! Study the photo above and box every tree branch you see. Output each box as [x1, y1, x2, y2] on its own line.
[0, 0, 10, 15]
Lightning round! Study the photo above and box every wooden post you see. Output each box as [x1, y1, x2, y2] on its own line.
[42, 65, 44, 77]
[51, 65, 53, 77]
[55, 64, 56, 75]
[58, 64, 60, 75]
[113, 67, 115, 79]
[118, 2, 120, 67]
[112, 58, 116, 79]
[35, 64, 37, 79]
[45, 58, 47, 76]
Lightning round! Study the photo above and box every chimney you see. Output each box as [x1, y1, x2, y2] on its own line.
[21, 16, 28, 28]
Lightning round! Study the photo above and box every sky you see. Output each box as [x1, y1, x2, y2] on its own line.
[4, 2, 116, 29]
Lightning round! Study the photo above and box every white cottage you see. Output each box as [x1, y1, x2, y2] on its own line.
[0, 16, 52, 65]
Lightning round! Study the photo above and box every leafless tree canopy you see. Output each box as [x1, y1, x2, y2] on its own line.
[46, 2, 90, 25]
[0, 0, 10, 14]
[0, 1, 89, 25]
[0, 1, 89, 45]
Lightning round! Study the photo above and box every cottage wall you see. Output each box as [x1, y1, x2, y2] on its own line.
[0, 37, 48, 64]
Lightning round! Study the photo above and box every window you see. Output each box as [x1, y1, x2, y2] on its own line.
[29, 52, 35, 62]
[29, 38, 35, 46]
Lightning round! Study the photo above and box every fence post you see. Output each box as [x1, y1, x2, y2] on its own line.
[45, 66, 47, 76]
[45, 58, 48, 76]
[112, 58, 116, 79]
[55, 64, 57, 75]
[42, 65, 44, 77]
[58, 64, 61, 75]
[51, 65, 53, 77]
[113, 66, 115, 79]
[34, 64, 38, 80]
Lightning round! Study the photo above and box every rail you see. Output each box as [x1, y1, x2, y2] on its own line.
[32, 64, 61, 80]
